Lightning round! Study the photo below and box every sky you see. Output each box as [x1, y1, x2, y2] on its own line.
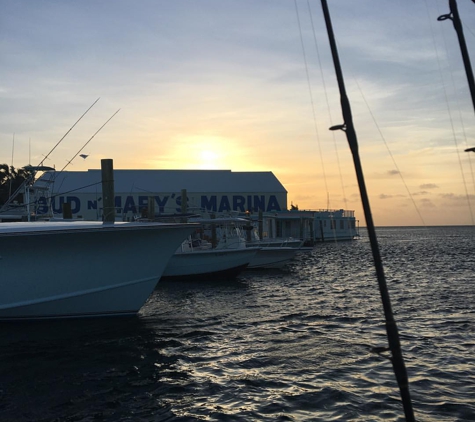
[2, 0, 475, 226]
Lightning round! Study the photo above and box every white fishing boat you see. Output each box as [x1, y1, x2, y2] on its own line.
[191, 217, 301, 269]
[247, 246, 298, 269]
[0, 220, 195, 320]
[161, 217, 260, 279]
[245, 222, 305, 249]
[247, 235, 304, 249]
[162, 237, 259, 280]
[189, 216, 299, 269]
[243, 223, 302, 268]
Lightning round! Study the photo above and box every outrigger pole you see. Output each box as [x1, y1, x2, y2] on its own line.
[319, 1, 416, 421]
[59, 108, 121, 173]
[438, 0, 475, 153]
[439, 0, 475, 116]
[0, 98, 101, 214]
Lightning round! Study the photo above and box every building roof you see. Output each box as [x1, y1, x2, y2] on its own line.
[38, 169, 287, 195]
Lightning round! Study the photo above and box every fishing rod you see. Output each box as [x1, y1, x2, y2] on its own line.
[59, 108, 120, 173]
[38, 97, 101, 167]
[319, 1, 415, 421]
[0, 98, 101, 213]
[42, 108, 121, 218]
[438, 0, 475, 153]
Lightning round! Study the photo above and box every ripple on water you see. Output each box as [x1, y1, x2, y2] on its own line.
[0, 227, 474, 421]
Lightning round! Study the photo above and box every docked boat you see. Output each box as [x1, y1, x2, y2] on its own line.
[247, 246, 298, 269]
[244, 221, 305, 249]
[189, 216, 299, 270]
[247, 236, 304, 249]
[243, 223, 301, 268]
[197, 217, 302, 269]
[162, 237, 259, 280]
[246, 210, 359, 246]
[0, 220, 195, 320]
[161, 217, 260, 280]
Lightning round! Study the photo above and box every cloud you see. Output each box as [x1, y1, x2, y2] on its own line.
[419, 198, 435, 208]
[420, 183, 439, 189]
[379, 193, 406, 200]
[387, 170, 400, 176]
[439, 193, 475, 202]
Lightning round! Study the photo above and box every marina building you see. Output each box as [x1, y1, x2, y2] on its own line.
[2, 168, 359, 241]
[34, 169, 287, 220]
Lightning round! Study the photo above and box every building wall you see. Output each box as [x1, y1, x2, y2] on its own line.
[36, 191, 288, 221]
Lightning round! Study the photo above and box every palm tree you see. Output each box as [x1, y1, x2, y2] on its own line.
[0, 164, 34, 206]
[0, 163, 11, 185]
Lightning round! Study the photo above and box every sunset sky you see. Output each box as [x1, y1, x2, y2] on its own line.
[2, 0, 475, 226]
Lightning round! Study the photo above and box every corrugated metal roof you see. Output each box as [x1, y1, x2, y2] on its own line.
[39, 169, 287, 194]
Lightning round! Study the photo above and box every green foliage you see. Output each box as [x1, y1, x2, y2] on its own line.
[0, 164, 34, 206]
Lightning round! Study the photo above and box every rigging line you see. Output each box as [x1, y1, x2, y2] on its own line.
[320, 1, 415, 421]
[429, 0, 475, 224]
[306, 0, 348, 213]
[353, 78, 427, 227]
[48, 181, 102, 200]
[293, 0, 330, 204]
[38, 97, 100, 167]
[7, 181, 103, 213]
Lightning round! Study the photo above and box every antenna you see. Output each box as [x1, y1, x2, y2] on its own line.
[9, 133, 15, 199]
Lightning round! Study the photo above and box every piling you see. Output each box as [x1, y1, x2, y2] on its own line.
[62, 202, 72, 219]
[101, 159, 115, 223]
[181, 189, 188, 222]
[211, 213, 217, 248]
[148, 196, 155, 220]
[258, 210, 263, 240]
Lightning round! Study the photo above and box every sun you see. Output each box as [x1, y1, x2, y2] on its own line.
[199, 150, 219, 168]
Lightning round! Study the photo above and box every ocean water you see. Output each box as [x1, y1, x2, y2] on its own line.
[1, 226, 474, 421]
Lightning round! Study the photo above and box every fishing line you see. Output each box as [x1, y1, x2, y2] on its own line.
[353, 78, 428, 227]
[424, 0, 475, 224]
[437, 0, 475, 218]
[293, 0, 330, 208]
[295, 0, 345, 243]
[438, 0, 475, 220]
[320, 1, 415, 419]
[306, 0, 348, 215]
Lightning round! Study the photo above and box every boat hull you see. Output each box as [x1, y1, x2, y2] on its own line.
[162, 247, 258, 280]
[247, 247, 298, 269]
[0, 221, 194, 320]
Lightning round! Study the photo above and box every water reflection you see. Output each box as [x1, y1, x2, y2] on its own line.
[0, 317, 187, 421]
